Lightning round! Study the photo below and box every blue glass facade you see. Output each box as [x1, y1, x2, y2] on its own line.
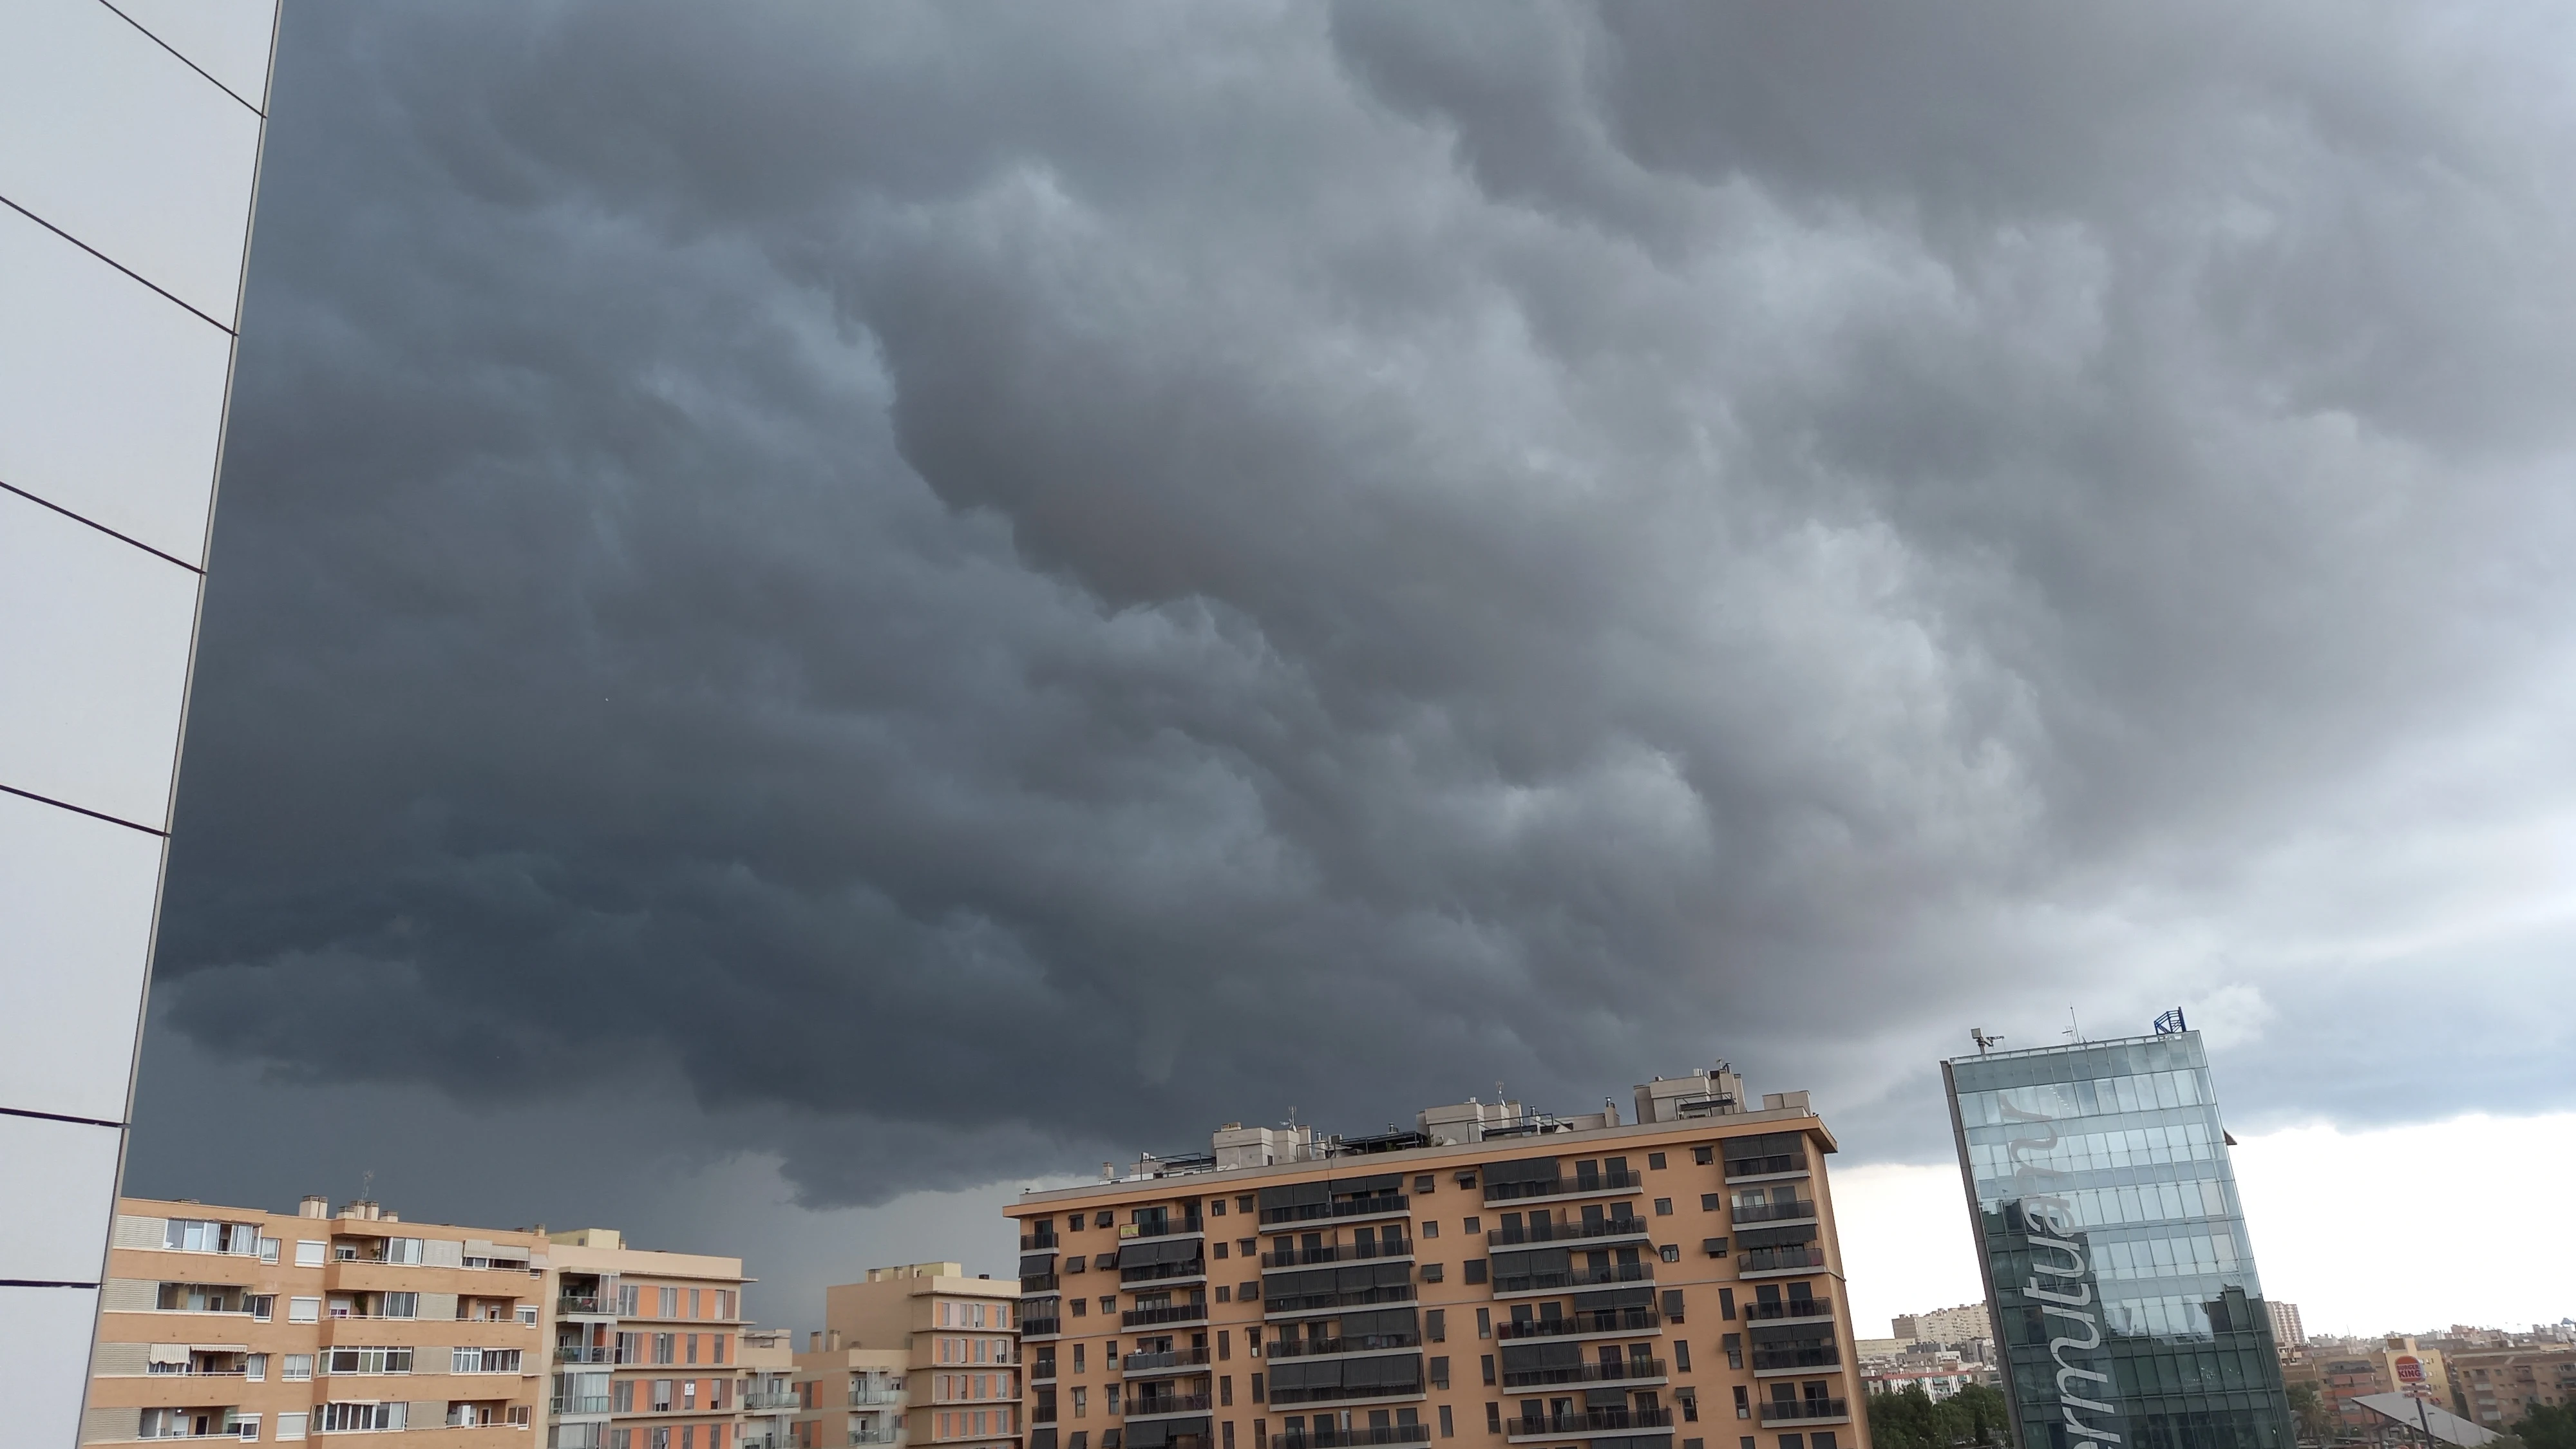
[1942, 1032, 2292, 1449]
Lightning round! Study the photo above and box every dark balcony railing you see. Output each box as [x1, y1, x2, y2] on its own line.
[1492, 1262, 1656, 1295]
[1021, 1231, 1059, 1251]
[1495, 1309, 1660, 1340]
[1128, 1395, 1215, 1417]
[1264, 1334, 1421, 1360]
[1517, 1408, 1674, 1436]
[1124, 1348, 1213, 1375]
[1485, 1217, 1649, 1248]
[1122, 1303, 1211, 1328]
[1739, 1247, 1828, 1274]
[1260, 1240, 1412, 1269]
[1023, 1318, 1063, 1338]
[1269, 1381, 1429, 1406]
[557, 1295, 611, 1314]
[555, 1345, 615, 1363]
[1759, 1399, 1850, 1425]
[1725, 1152, 1810, 1180]
[1261, 1196, 1409, 1226]
[1743, 1299, 1833, 1323]
[1034, 1410, 1061, 1426]
[1121, 1261, 1209, 1285]
[1751, 1347, 1842, 1373]
[1731, 1200, 1817, 1225]
[1271, 1426, 1431, 1449]
[1129, 1217, 1208, 1240]
[1485, 1170, 1642, 1204]
[1023, 1274, 1061, 1294]
[1500, 1358, 1666, 1388]
[1262, 1286, 1417, 1315]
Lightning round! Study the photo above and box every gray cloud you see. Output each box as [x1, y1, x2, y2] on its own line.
[151, 0, 2576, 1222]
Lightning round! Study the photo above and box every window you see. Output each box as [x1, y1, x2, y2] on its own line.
[1681, 1390, 1700, 1423]
[260, 1237, 280, 1263]
[1419, 1264, 1444, 1283]
[1649, 1153, 1668, 1170]
[1425, 1310, 1445, 1343]
[1462, 1261, 1486, 1285]
[249, 1294, 275, 1321]
[1238, 1239, 1255, 1257]
[1209, 1198, 1227, 1218]
[1439, 1406, 1454, 1439]
[1475, 1309, 1491, 1340]
[1654, 1198, 1674, 1217]
[1814, 1434, 1837, 1449]
[295, 1240, 325, 1267]
[1781, 1436, 1804, 1449]
[1486, 1405, 1502, 1434]
[618, 1283, 641, 1315]
[1701, 1194, 1721, 1212]
[288, 1298, 320, 1323]
[1217, 1287, 1232, 1302]
[1072, 1300, 1088, 1318]
[325, 1346, 414, 1375]
[1236, 1197, 1254, 1215]
[1724, 1338, 1745, 1372]
[386, 1237, 424, 1264]
[656, 1334, 676, 1364]
[1429, 1358, 1450, 1390]
[1073, 1388, 1088, 1419]
[691, 1288, 703, 1319]
[1719, 1288, 1735, 1320]
[1675, 1341, 1692, 1372]
[1480, 1356, 1495, 1386]
[1218, 1331, 1231, 1361]
[1213, 1242, 1229, 1260]
[319, 1403, 407, 1432]
[1107, 1385, 1122, 1416]
[1733, 1387, 1750, 1418]
[688, 1333, 701, 1365]
[383, 1292, 418, 1318]
[1101, 1297, 1117, 1314]
[281, 1354, 313, 1381]
[653, 1380, 676, 1412]
[1422, 1221, 1439, 1239]
[1660, 1245, 1681, 1263]
[1249, 1376, 1263, 1404]
[1662, 1290, 1686, 1323]
[1096, 1211, 1113, 1227]
[614, 1381, 636, 1412]
[1461, 1216, 1480, 1233]
[661, 1287, 681, 1317]
[278, 1413, 307, 1441]
[714, 1332, 726, 1364]
[1693, 1146, 1714, 1165]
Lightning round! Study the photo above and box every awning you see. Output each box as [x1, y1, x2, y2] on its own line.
[148, 1345, 191, 1365]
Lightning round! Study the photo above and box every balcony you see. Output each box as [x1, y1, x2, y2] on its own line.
[852, 1434, 902, 1446]
[1023, 1318, 1063, 1339]
[1261, 1197, 1408, 1227]
[1753, 1347, 1841, 1375]
[1264, 1334, 1420, 1361]
[1500, 1358, 1667, 1389]
[1121, 1303, 1211, 1329]
[1743, 1299, 1833, 1324]
[1269, 1426, 1431, 1449]
[1262, 1286, 1416, 1316]
[1260, 1240, 1412, 1269]
[1023, 1274, 1061, 1294]
[1731, 1200, 1817, 1226]
[1128, 1217, 1207, 1240]
[1485, 1218, 1650, 1249]
[554, 1396, 614, 1415]
[1021, 1231, 1059, 1252]
[1495, 1310, 1660, 1341]
[1724, 1152, 1810, 1182]
[1120, 1262, 1209, 1287]
[1127, 1395, 1215, 1419]
[1759, 1399, 1851, 1425]
[556, 1345, 616, 1364]
[1738, 1247, 1828, 1277]
[1492, 1262, 1656, 1297]
[1485, 1171, 1642, 1206]
[558, 1294, 614, 1316]
[1508, 1407, 1674, 1441]
[741, 1392, 800, 1412]
[1124, 1348, 1213, 1376]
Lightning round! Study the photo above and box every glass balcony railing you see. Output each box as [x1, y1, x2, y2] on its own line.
[1499, 1357, 1666, 1388]
[1484, 1171, 1642, 1204]
[1123, 1348, 1213, 1375]
[1494, 1309, 1660, 1340]
[1485, 1217, 1648, 1248]
[1121, 1303, 1210, 1328]
[1269, 1426, 1430, 1449]
[1759, 1399, 1850, 1424]
[1725, 1153, 1810, 1180]
[1743, 1298, 1833, 1323]
[1731, 1199, 1817, 1225]
[1515, 1408, 1672, 1436]
[1738, 1246, 1828, 1274]
[1492, 1261, 1655, 1294]
[1260, 1240, 1412, 1269]
[1264, 1333, 1419, 1360]
[1260, 1197, 1408, 1226]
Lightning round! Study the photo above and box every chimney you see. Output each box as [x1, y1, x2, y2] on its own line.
[828, 1329, 844, 1350]
[299, 1195, 328, 1219]
[808, 1331, 821, 1352]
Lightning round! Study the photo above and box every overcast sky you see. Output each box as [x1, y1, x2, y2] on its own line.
[135, 0, 2576, 1331]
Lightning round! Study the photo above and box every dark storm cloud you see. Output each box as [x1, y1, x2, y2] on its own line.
[155, 0, 2576, 1207]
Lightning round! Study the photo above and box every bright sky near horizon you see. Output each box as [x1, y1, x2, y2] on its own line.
[1833, 1110, 2576, 1343]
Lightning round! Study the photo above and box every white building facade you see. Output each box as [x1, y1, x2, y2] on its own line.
[0, 1, 282, 1443]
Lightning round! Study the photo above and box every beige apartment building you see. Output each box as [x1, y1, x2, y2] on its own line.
[804, 1263, 1024, 1449]
[82, 1195, 548, 1444]
[546, 1227, 755, 1449]
[743, 1329, 802, 1449]
[2448, 1346, 2576, 1430]
[1008, 1066, 1866, 1449]
[790, 1337, 909, 1448]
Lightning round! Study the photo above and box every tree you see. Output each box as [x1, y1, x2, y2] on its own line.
[2287, 1380, 2334, 1444]
[1870, 1387, 1942, 1449]
[1946, 1385, 2014, 1447]
[2515, 1404, 2576, 1449]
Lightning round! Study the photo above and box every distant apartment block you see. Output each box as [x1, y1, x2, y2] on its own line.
[2266, 1302, 2306, 1350]
[741, 1329, 799, 1449]
[82, 1196, 545, 1444]
[813, 1262, 1023, 1449]
[1884, 1307, 1989, 1349]
[546, 1226, 755, 1448]
[1009, 1065, 1866, 1449]
[791, 1335, 910, 1449]
[2449, 1346, 2576, 1429]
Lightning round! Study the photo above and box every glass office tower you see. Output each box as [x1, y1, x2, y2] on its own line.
[1942, 1030, 2293, 1449]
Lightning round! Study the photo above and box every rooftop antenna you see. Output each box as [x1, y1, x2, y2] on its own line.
[2063, 1007, 2084, 1045]
[1969, 1028, 2003, 1055]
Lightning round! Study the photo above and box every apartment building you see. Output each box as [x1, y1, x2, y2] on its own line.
[82, 1195, 546, 1444]
[742, 1330, 801, 1449]
[789, 1336, 910, 1449]
[2449, 1347, 2576, 1429]
[546, 1227, 754, 1449]
[1882, 1307, 1988, 1349]
[816, 1263, 1023, 1449]
[1009, 1065, 1865, 1449]
[2267, 1302, 2306, 1352]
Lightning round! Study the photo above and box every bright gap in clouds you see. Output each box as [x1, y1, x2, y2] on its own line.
[1832, 1113, 2576, 1341]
